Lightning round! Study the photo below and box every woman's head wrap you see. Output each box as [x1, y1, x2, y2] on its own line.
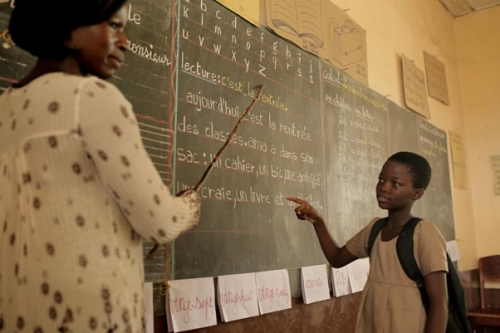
[9, 0, 128, 59]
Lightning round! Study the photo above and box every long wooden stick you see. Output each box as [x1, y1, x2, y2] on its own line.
[146, 85, 265, 260]
[194, 85, 265, 190]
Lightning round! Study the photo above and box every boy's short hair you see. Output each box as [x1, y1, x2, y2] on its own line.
[387, 151, 432, 189]
[9, 0, 128, 60]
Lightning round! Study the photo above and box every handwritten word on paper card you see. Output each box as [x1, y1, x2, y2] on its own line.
[347, 258, 369, 293]
[300, 265, 330, 304]
[255, 270, 291, 314]
[144, 282, 154, 333]
[167, 277, 216, 332]
[217, 273, 259, 322]
[331, 266, 350, 297]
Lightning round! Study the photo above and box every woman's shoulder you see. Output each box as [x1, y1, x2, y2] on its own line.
[36, 73, 120, 90]
[78, 75, 125, 96]
[11, 72, 120, 95]
[69, 75, 130, 107]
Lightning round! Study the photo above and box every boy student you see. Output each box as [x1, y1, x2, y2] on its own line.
[288, 152, 448, 333]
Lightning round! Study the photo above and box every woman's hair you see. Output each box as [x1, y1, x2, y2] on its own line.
[9, 0, 128, 60]
[387, 151, 432, 189]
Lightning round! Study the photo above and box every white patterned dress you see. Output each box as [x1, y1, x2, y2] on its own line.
[0, 73, 200, 332]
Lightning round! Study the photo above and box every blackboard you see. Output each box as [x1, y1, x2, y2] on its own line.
[0, 3, 35, 90]
[0, 0, 455, 314]
[173, 0, 326, 281]
[321, 65, 390, 244]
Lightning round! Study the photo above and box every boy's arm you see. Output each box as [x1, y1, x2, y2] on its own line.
[287, 196, 358, 268]
[423, 271, 448, 333]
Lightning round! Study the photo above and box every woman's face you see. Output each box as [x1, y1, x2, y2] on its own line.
[68, 5, 128, 79]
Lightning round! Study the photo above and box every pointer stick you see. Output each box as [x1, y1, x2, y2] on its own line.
[194, 85, 265, 191]
[146, 85, 265, 260]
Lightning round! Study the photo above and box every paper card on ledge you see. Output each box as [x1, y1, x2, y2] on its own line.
[347, 258, 370, 293]
[446, 240, 461, 262]
[217, 272, 259, 322]
[166, 277, 217, 332]
[300, 264, 330, 304]
[331, 266, 350, 297]
[144, 282, 154, 333]
[255, 269, 291, 314]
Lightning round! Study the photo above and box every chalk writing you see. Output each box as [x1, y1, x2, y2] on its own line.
[0, 0, 15, 8]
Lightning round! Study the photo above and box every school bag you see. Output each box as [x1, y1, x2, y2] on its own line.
[368, 217, 472, 333]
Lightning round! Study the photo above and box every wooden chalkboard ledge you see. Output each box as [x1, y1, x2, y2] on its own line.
[154, 293, 361, 332]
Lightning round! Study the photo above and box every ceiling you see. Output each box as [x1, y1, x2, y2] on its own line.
[440, 0, 500, 16]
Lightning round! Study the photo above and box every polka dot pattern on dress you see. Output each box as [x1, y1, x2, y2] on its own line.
[0, 73, 201, 331]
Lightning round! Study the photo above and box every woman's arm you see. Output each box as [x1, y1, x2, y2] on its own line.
[78, 78, 201, 243]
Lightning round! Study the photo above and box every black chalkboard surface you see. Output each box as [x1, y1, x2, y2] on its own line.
[321, 65, 390, 244]
[0, 4, 35, 91]
[0, 0, 456, 314]
[172, 0, 326, 281]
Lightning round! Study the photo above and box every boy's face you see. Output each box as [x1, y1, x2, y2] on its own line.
[376, 160, 422, 211]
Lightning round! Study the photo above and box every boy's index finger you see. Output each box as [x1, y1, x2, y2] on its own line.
[286, 196, 302, 204]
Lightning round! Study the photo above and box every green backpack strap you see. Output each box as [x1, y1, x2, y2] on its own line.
[367, 217, 388, 257]
[395, 217, 429, 309]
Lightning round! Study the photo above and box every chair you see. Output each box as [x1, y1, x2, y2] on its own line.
[468, 255, 500, 333]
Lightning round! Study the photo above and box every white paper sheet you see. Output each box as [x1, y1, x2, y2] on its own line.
[446, 240, 461, 262]
[144, 282, 154, 333]
[166, 277, 217, 332]
[217, 272, 259, 322]
[347, 258, 370, 293]
[300, 265, 330, 304]
[331, 266, 350, 297]
[255, 269, 291, 314]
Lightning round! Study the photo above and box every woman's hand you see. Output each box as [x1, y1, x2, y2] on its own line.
[175, 189, 201, 228]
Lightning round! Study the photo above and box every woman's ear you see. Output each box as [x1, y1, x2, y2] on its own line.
[412, 188, 425, 201]
[65, 29, 82, 50]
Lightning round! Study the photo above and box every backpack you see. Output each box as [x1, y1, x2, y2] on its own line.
[368, 217, 472, 333]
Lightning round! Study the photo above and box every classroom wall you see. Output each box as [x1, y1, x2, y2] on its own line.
[454, 6, 500, 260]
[327, 0, 500, 271]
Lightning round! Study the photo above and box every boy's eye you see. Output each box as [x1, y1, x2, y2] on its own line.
[392, 182, 400, 187]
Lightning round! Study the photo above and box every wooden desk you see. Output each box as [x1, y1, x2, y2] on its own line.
[468, 308, 500, 332]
